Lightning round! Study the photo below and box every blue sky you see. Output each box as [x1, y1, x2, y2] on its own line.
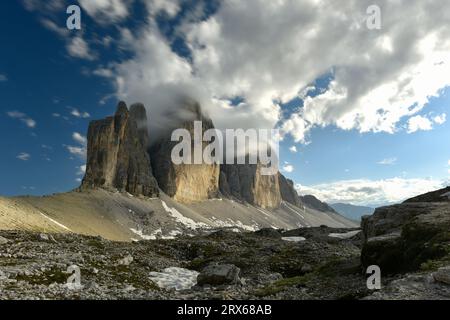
[1, 1, 449, 206]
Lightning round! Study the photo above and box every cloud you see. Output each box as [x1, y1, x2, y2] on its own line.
[40, 18, 69, 37]
[102, 0, 450, 148]
[16, 152, 31, 161]
[72, 132, 87, 145]
[407, 115, 433, 133]
[433, 113, 447, 125]
[66, 36, 96, 60]
[282, 164, 294, 173]
[377, 157, 397, 165]
[289, 145, 298, 153]
[70, 108, 91, 118]
[76, 164, 86, 176]
[64, 132, 87, 158]
[297, 177, 445, 207]
[7, 111, 36, 128]
[79, 0, 130, 23]
[93, 68, 114, 78]
[0, 74, 7, 82]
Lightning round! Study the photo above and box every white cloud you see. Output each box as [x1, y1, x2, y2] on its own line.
[67, 36, 96, 60]
[144, 0, 181, 17]
[79, 0, 130, 23]
[407, 115, 433, 133]
[40, 18, 69, 37]
[7, 111, 36, 128]
[433, 113, 447, 125]
[377, 157, 397, 165]
[107, 0, 450, 146]
[72, 132, 87, 146]
[297, 177, 445, 207]
[0, 74, 7, 82]
[64, 132, 87, 158]
[289, 145, 298, 153]
[76, 164, 86, 176]
[70, 108, 91, 118]
[16, 152, 31, 161]
[93, 68, 114, 78]
[282, 164, 294, 173]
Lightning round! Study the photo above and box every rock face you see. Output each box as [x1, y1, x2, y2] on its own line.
[149, 101, 220, 203]
[278, 173, 302, 207]
[81, 101, 159, 197]
[403, 186, 450, 203]
[219, 163, 282, 209]
[361, 189, 450, 274]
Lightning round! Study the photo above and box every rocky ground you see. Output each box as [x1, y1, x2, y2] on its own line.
[2, 184, 450, 301]
[0, 226, 364, 300]
[1, 222, 448, 300]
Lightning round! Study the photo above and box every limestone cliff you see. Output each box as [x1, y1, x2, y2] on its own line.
[149, 101, 220, 203]
[81, 101, 159, 197]
[278, 173, 302, 207]
[220, 163, 282, 209]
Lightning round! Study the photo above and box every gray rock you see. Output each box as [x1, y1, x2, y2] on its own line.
[0, 236, 8, 245]
[117, 254, 134, 266]
[433, 266, 450, 285]
[39, 233, 49, 241]
[197, 264, 241, 286]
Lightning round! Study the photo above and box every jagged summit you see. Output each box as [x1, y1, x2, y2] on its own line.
[81, 101, 159, 197]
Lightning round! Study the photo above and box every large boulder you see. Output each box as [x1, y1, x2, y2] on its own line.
[361, 195, 450, 274]
[81, 101, 159, 197]
[149, 100, 220, 203]
[197, 264, 241, 286]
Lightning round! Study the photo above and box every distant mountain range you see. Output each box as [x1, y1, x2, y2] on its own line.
[330, 203, 375, 221]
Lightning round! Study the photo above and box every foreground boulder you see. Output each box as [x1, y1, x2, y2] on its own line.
[81, 102, 159, 197]
[361, 189, 450, 274]
[197, 264, 241, 286]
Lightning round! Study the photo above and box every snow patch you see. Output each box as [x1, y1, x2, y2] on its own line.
[209, 217, 259, 231]
[161, 200, 208, 229]
[130, 228, 161, 240]
[38, 212, 71, 231]
[281, 236, 306, 242]
[328, 230, 361, 239]
[149, 267, 199, 291]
